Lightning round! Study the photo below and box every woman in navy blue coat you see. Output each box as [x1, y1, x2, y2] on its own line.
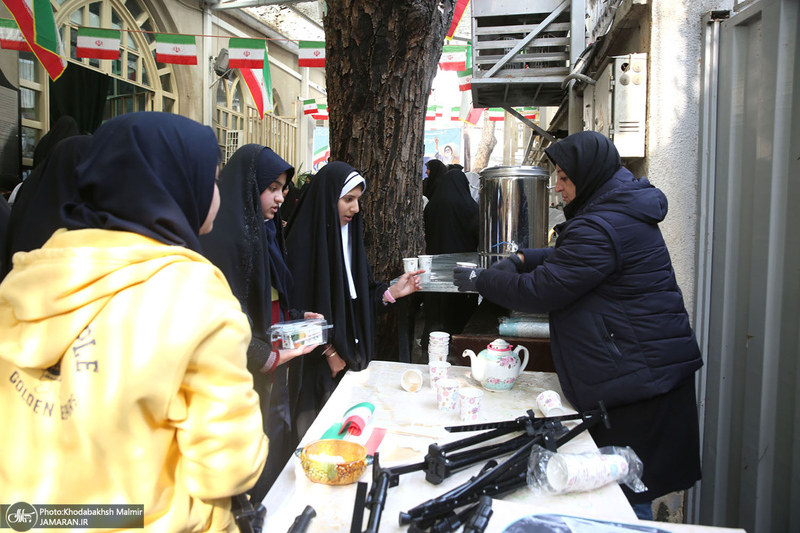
[454, 131, 702, 519]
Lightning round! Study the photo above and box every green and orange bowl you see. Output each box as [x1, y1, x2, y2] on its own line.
[299, 439, 368, 485]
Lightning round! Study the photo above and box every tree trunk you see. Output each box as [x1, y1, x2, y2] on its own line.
[324, 0, 456, 359]
[472, 113, 497, 171]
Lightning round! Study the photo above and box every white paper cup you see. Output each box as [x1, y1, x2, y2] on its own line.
[536, 390, 564, 417]
[418, 255, 433, 277]
[429, 331, 450, 343]
[436, 378, 460, 411]
[458, 387, 483, 421]
[428, 351, 448, 363]
[400, 369, 423, 392]
[428, 361, 450, 389]
[403, 257, 419, 273]
[456, 262, 477, 268]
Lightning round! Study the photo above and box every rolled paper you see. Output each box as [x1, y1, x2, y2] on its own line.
[339, 402, 375, 436]
[498, 320, 550, 338]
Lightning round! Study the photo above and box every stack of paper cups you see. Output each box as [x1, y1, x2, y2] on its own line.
[546, 453, 631, 493]
[428, 331, 450, 362]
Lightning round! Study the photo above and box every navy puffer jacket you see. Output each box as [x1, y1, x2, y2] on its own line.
[476, 167, 703, 412]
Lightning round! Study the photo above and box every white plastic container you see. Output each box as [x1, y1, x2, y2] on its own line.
[269, 318, 332, 350]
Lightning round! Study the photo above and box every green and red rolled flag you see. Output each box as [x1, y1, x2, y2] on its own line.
[228, 38, 265, 69]
[0, 19, 29, 50]
[298, 40, 325, 68]
[2, 0, 67, 79]
[76, 27, 120, 60]
[155, 33, 196, 65]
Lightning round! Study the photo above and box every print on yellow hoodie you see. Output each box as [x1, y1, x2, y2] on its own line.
[0, 229, 268, 532]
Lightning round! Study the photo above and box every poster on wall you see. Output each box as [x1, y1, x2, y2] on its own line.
[422, 127, 461, 179]
[312, 126, 330, 173]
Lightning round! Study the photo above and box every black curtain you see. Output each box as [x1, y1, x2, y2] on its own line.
[49, 63, 110, 134]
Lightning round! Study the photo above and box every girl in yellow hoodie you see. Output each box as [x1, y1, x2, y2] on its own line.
[0, 112, 267, 532]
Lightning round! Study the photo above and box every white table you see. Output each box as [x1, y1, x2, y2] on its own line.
[263, 361, 638, 532]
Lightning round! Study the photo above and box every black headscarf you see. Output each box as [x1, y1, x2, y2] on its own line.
[544, 130, 622, 220]
[424, 169, 479, 255]
[63, 112, 218, 253]
[1, 135, 92, 280]
[285, 161, 375, 371]
[281, 178, 302, 222]
[32, 116, 80, 169]
[200, 144, 294, 341]
[424, 158, 448, 199]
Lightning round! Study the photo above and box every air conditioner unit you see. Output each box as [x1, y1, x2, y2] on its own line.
[224, 130, 243, 164]
[583, 53, 647, 158]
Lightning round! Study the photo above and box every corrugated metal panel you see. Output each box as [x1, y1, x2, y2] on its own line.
[696, 0, 800, 531]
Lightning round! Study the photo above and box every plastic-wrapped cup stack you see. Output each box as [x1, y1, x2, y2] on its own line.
[546, 453, 631, 493]
[428, 331, 450, 363]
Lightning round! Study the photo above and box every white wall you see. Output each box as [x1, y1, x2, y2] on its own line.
[646, 0, 735, 316]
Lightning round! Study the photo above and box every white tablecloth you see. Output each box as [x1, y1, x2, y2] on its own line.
[263, 361, 638, 532]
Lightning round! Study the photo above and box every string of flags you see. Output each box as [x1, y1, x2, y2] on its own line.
[302, 99, 328, 120]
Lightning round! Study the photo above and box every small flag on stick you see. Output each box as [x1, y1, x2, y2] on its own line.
[303, 98, 318, 115]
[312, 104, 328, 120]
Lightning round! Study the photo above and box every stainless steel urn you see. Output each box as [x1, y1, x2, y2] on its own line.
[478, 165, 550, 267]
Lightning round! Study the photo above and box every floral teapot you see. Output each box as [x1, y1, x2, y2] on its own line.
[462, 339, 530, 392]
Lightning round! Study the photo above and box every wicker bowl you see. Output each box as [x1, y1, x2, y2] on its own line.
[299, 439, 368, 485]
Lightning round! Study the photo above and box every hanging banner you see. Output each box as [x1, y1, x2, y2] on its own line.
[0, 19, 30, 51]
[439, 44, 467, 71]
[303, 98, 318, 115]
[446, 0, 471, 40]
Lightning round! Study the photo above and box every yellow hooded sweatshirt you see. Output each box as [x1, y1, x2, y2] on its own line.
[0, 229, 268, 532]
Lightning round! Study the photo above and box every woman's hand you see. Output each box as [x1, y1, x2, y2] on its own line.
[272, 343, 320, 369]
[304, 311, 325, 320]
[389, 269, 424, 300]
[326, 352, 346, 378]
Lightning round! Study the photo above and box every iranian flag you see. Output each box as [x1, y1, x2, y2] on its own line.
[303, 98, 318, 115]
[298, 40, 325, 68]
[458, 90, 484, 126]
[3, 0, 67, 80]
[425, 105, 436, 121]
[435, 105, 443, 118]
[76, 27, 120, 60]
[457, 68, 472, 91]
[450, 107, 460, 121]
[228, 38, 265, 69]
[488, 108, 505, 121]
[523, 106, 538, 119]
[313, 145, 329, 170]
[0, 19, 30, 50]
[446, 0, 471, 40]
[311, 104, 328, 120]
[238, 41, 273, 119]
[155, 33, 197, 65]
[439, 45, 466, 71]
